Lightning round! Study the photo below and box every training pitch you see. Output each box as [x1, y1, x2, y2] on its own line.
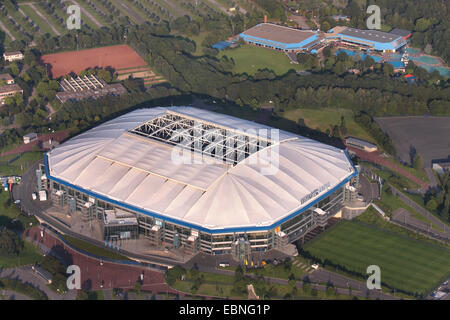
[303, 220, 450, 296]
[41, 44, 147, 78]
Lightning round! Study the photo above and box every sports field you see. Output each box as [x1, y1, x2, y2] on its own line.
[41, 44, 148, 78]
[221, 44, 302, 76]
[303, 220, 450, 295]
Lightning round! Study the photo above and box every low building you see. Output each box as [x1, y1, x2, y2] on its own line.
[0, 73, 15, 85]
[239, 23, 320, 52]
[0, 83, 23, 105]
[326, 27, 407, 53]
[3, 51, 24, 62]
[103, 208, 139, 242]
[432, 159, 450, 175]
[55, 75, 127, 103]
[345, 137, 378, 152]
[23, 132, 38, 144]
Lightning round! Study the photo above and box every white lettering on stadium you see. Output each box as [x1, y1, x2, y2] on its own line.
[300, 182, 331, 205]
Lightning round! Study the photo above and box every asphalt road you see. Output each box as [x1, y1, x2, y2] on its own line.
[0, 266, 76, 300]
[390, 184, 449, 237]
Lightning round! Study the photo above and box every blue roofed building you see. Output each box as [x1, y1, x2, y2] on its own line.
[326, 27, 407, 53]
[239, 23, 321, 52]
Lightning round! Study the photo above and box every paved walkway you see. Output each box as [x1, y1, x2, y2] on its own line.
[0, 266, 77, 300]
[24, 3, 61, 36]
[390, 184, 449, 237]
[0, 19, 15, 41]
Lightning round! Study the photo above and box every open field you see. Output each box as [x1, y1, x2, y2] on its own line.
[283, 108, 375, 142]
[303, 219, 450, 296]
[0, 151, 43, 176]
[221, 44, 302, 76]
[375, 116, 450, 167]
[41, 44, 147, 78]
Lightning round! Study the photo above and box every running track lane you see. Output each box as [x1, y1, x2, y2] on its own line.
[347, 146, 430, 190]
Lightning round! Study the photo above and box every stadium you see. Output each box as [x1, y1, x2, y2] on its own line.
[239, 23, 320, 52]
[43, 107, 357, 258]
[326, 26, 407, 53]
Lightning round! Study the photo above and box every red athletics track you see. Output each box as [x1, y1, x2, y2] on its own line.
[25, 226, 183, 294]
[41, 45, 147, 79]
[347, 146, 430, 190]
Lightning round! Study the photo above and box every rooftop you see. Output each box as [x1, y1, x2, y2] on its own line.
[242, 23, 317, 44]
[389, 28, 412, 38]
[345, 137, 377, 149]
[339, 27, 401, 43]
[47, 107, 355, 232]
[0, 73, 14, 81]
[3, 51, 23, 56]
[104, 209, 138, 226]
[0, 83, 23, 94]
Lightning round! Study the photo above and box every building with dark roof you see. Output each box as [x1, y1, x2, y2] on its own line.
[239, 23, 320, 52]
[389, 28, 412, 40]
[0, 83, 23, 105]
[326, 27, 407, 52]
[55, 75, 127, 103]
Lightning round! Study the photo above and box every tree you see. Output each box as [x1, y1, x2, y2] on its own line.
[0, 229, 24, 255]
[9, 62, 19, 76]
[426, 198, 438, 211]
[413, 154, 423, 171]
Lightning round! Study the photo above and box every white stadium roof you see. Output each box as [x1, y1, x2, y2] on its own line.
[46, 107, 356, 232]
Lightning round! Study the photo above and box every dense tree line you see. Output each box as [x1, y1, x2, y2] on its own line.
[0, 227, 23, 256]
[425, 172, 450, 223]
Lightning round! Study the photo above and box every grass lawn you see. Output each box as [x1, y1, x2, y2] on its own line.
[0, 241, 43, 268]
[221, 44, 302, 76]
[19, 4, 56, 36]
[188, 32, 209, 56]
[303, 218, 450, 296]
[282, 108, 375, 142]
[0, 189, 39, 229]
[0, 151, 43, 176]
[404, 192, 450, 228]
[61, 234, 131, 261]
[375, 185, 442, 231]
[171, 271, 356, 300]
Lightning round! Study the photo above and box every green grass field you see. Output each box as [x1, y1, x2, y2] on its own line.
[221, 44, 302, 76]
[0, 152, 43, 176]
[303, 219, 450, 296]
[282, 108, 375, 142]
